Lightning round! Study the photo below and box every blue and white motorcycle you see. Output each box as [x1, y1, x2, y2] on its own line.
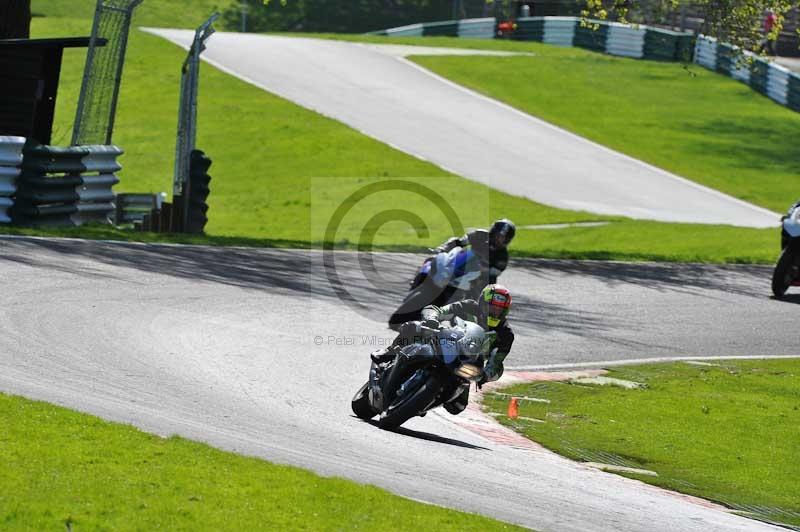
[772, 201, 800, 297]
[388, 246, 485, 329]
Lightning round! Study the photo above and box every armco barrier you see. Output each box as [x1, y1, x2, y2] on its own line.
[694, 34, 799, 111]
[457, 18, 495, 39]
[750, 58, 770, 95]
[717, 43, 751, 83]
[372, 22, 424, 37]
[542, 17, 576, 47]
[422, 20, 459, 37]
[0, 136, 24, 224]
[605, 23, 646, 58]
[512, 18, 544, 41]
[12, 143, 121, 226]
[574, 21, 608, 52]
[115, 192, 162, 225]
[788, 73, 800, 112]
[644, 28, 693, 61]
[694, 36, 718, 69]
[373, 17, 694, 62]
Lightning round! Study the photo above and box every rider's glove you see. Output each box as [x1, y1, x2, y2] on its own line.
[422, 318, 440, 330]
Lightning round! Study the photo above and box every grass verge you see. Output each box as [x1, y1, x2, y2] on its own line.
[31, 0, 222, 29]
[483, 360, 800, 527]
[0, 392, 523, 530]
[15, 17, 779, 263]
[306, 34, 800, 214]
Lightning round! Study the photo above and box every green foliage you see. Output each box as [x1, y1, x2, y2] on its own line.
[219, 0, 493, 33]
[484, 359, 800, 527]
[32, 0, 223, 29]
[583, 0, 797, 54]
[0, 393, 523, 530]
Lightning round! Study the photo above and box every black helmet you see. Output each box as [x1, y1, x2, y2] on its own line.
[489, 219, 516, 249]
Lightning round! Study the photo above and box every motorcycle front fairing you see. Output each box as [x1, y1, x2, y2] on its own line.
[782, 204, 800, 249]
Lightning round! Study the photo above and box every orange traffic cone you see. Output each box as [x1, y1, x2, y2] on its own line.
[507, 397, 519, 419]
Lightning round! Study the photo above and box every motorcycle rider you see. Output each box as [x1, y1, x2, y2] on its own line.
[373, 284, 514, 415]
[387, 219, 516, 329]
[434, 218, 516, 289]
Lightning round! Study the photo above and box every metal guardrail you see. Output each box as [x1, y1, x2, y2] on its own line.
[114, 192, 164, 225]
[12, 143, 121, 226]
[0, 136, 24, 224]
[370, 18, 496, 39]
[371, 17, 693, 61]
[694, 35, 800, 112]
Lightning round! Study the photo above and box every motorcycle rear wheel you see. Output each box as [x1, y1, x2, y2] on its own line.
[772, 247, 798, 298]
[351, 382, 377, 420]
[378, 374, 440, 430]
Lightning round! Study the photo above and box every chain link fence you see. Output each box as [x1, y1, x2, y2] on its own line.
[72, 0, 143, 146]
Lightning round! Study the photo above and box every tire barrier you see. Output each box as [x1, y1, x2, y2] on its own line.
[12, 142, 121, 226]
[372, 17, 694, 62]
[694, 35, 799, 111]
[0, 136, 24, 224]
[186, 149, 211, 234]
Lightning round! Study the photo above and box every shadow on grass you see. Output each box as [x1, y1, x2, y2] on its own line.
[686, 119, 800, 177]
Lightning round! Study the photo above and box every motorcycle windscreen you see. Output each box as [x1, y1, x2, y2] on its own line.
[439, 337, 460, 364]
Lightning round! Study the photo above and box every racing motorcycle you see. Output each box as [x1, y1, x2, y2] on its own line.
[388, 246, 485, 329]
[351, 318, 488, 429]
[772, 201, 800, 298]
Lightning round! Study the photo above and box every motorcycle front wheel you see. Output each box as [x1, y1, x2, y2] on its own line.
[772, 247, 798, 298]
[351, 381, 377, 420]
[378, 374, 440, 430]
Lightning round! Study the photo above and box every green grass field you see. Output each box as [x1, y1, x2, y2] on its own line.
[311, 33, 800, 213]
[484, 360, 800, 527]
[0, 392, 522, 531]
[16, 8, 786, 263]
[31, 0, 222, 29]
[22, 17, 780, 262]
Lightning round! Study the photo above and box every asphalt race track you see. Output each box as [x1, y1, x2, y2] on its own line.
[1, 237, 794, 531]
[144, 29, 779, 228]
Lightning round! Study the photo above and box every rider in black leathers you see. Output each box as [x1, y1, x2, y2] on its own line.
[374, 285, 515, 415]
[388, 219, 516, 329]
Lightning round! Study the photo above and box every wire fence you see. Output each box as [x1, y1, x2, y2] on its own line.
[72, 0, 143, 146]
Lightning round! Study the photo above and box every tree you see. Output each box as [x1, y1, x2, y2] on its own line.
[0, 0, 31, 39]
[583, 0, 797, 53]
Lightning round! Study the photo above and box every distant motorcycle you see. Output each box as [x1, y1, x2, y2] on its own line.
[388, 246, 485, 329]
[772, 201, 800, 297]
[351, 319, 488, 429]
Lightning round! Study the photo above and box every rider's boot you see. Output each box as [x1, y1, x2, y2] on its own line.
[443, 385, 470, 415]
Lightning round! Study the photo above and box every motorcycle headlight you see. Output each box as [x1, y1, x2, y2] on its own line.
[454, 363, 482, 381]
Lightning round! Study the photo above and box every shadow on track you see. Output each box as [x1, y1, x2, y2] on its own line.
[0, 237, 775, 339]
[358, 418, 489, 451]
[511, 257, 772, 299]
[771, 294, 800, 305]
